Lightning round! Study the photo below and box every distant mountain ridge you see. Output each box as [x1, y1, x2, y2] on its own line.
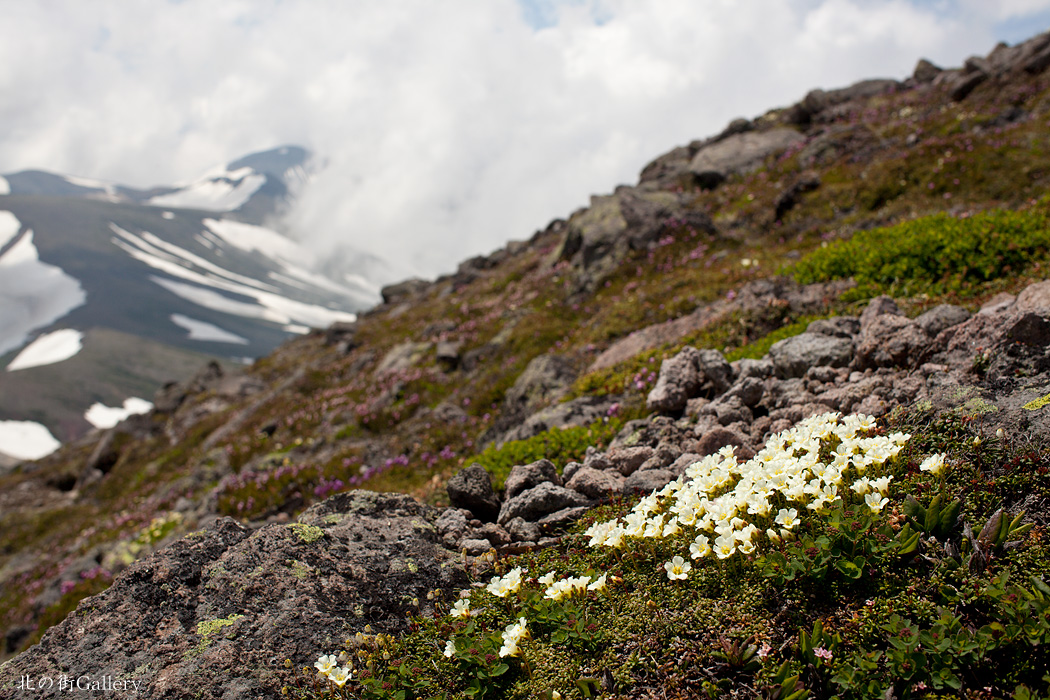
[0, 146, 379, 457]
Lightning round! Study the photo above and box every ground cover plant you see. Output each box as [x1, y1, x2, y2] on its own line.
[288, 409, 1050, 699]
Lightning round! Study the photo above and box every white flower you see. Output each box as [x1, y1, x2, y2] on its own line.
[664, 555, 692, 580]
[538, 571, 557, 586]
[327, 666, 351, 687]
[850, 477, 872, 495]
[865, 491, 889, 513]
[588, 573, 608, 592]
[714, 534, 736, 559]
[450, 599, 470, 618]
[315, 654, 337, 675]
[443, 639, 456, 658]
[919, 453, 946, 477]
[690, 534, 711, 559]
[870, 475, 893, 493]
[775, 508, 799, 529]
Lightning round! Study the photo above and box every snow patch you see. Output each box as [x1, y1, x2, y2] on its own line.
[6, 329, 83, 371]
[171, 313, 249, 344]
[148, 171, 266, 212]
[162, 211, 175, 220]
[0, 231, 87, 355]
[84, 397, 153, 430]
[203, 218, 310, 267]
[0, 210, 21, 249]
[0, 176, 9, 195]
[0, 420, 60, 460]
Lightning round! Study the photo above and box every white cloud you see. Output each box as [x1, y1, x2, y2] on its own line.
[0, 1, 1048, 280]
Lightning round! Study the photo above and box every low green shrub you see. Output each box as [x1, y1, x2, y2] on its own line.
[791, 207, 1050, 300]
[470, 418, 630, 490]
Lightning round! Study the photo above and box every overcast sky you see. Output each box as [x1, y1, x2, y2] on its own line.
[2, 0, 1049, 280]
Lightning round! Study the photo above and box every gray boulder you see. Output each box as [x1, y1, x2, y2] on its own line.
[504, 354, 577, 413]
[504, 459, 562, 500]
[916, 304, 971, 337]
[605, 445, 655, 476]
[624, 469, 677, 494]
[646, 346, 703, 412]
[855, 315, 931, 369]
[447, 465, 501, 522]
[0, 492, 467, 700]
[566, 467, 625, 500]
[688, 128, 805, 184]
[807, 316, 860, 338]
[768, 332, 854, 378]
[497, 482, 591, 526]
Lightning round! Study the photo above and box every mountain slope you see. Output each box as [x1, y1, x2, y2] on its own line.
[0, 147, 379, 452]
[2, 31, 1050, 695]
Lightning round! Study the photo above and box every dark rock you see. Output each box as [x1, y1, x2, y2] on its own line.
[436, 508, 471, 546]
[562, 461, 583, 481]
[536, 506, 591, 529]
[860, 295, 902, 329]
[1001, 312, 1050, 347]
[504, 459, 562, 500]
[498, 482, 591, 526]
[855, 315, 931, 369]
[624, 469, 676, 494]
[566, 467, 625, 500]
[716, 117, 754, 141]
[696, 348, 734, 395]
[476, 522, 512, 547]
[689, 128, 805, 184]
[774, 173, 820, 220]
[323, 321, 359, 351]
[504, 354, 577, 414]
[694, 426, 754, 459]
[460, 538, 494, 555]
[0, 492, 467, 700]
[807, 316, 860, 338]
[948, 71, 987, 101]
[734, 357, 775, 380]
[380, 277, 430, 304]
[711, 395, 754, 426]
[913, 58, 942, 83]
[646, 346, 703, 412]
[606, 445, 656, 476]
[916, 305, 971, 337]
[504, 517, 541, 544]
[768, 332, 854, 378]
[447, 465, 501, 522]
[724, 376, 765, 407]
[435, 340, 463, 369]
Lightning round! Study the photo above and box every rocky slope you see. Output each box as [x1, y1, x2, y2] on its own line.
[4, 30, 1050, 698]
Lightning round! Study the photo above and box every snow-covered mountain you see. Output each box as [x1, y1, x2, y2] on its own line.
[0, 146, 380, 460]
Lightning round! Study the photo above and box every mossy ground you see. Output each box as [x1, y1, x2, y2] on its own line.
[284, 406, 1050, 699]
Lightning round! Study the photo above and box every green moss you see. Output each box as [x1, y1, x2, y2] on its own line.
[1024, 392, 1050, 411]
[287, 523, 324, 543]
[190, 614, 246, 658]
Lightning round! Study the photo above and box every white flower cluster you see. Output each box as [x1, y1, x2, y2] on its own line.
[499, 616, 529, 657]
[584, 413, 910, 574]
[314, 654, 352, 687]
